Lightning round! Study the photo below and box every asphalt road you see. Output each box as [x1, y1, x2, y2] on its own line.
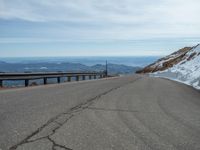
[0, 75, 200, 150]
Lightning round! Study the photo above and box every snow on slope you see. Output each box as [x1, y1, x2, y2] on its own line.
[153, 44, 200, 89]
[136, 46, 192, 73]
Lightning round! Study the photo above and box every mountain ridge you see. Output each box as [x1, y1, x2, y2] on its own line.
[136, 44, 200, 89]
[0, 61, 141, 75]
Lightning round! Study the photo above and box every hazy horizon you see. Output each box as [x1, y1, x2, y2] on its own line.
[0, 55, 164, 58]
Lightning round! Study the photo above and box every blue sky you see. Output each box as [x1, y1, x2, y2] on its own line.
[0, 0, 200, 57]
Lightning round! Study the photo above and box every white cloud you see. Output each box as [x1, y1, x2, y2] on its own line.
[0, 0, 200, 40]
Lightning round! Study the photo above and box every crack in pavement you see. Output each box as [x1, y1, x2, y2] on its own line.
[86, 107, 161, 113]
[47, 136, 72, 150]
[9, 77, 142, 150]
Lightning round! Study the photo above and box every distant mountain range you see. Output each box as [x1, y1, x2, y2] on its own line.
[137, 44, 200, 89]
[0, 61, 6, 64]
[0, 61, 141, 75]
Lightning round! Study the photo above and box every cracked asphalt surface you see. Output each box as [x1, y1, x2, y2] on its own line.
[0, 75, 200, 150]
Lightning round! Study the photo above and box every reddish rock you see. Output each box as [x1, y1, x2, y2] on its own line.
[136, 46, 192, 74]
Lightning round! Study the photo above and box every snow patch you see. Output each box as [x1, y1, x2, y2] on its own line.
[152, 44, 200, 90]
[40, 67, 48, 70]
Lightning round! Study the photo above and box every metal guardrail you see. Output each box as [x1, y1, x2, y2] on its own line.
[0, 72, 106, 87]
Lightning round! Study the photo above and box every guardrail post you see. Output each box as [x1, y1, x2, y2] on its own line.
[67, 76, 71, 82]
[76, 76, 79, 81]
[0, 80, 3, 87]
[25, 79, 29, 87]
[82, 75, 85, 80]
[44, 78, 47, 85]
[57, 77, 61, 83]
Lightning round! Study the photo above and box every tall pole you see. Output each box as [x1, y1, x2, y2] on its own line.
[105, 60, 108, 77]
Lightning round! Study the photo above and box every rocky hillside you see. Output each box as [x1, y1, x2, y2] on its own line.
[137, 44, 200, 89]
[136, 46, 193, 73]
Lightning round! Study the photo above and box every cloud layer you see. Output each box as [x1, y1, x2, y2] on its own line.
[0, 0, 200, 56]
[1, 0, 200, 35]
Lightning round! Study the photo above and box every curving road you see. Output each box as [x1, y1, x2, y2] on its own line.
[0, 75, 200, 150]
